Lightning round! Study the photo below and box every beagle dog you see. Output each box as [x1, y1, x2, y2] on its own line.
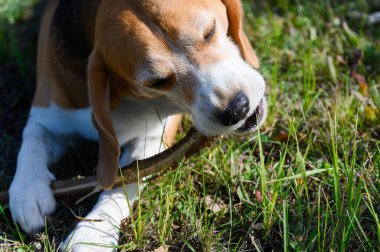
[9, 0, 267, 250]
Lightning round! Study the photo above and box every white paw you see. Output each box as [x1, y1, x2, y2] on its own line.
[60, 221, 120, 252]
[9, 175, 56, 233]
[60, 185, 140, 252]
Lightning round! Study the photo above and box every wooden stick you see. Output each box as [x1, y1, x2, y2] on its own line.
[0, 128, 213, 204]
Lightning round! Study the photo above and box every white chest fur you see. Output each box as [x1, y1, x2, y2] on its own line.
[28, 97, 182, 146]
[109, 97, 182, 144]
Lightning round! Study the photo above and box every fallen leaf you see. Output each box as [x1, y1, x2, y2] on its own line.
[352, 72, 368, 96]
[255, 190, 263, 203]
[154, 245, 169, 252]
[336, 55, 347, 65]
[202, 195, 226, 213]
[364, 106, 377, 122]
[252, 222, 263, 230]
[271, 130, 289, 142]
[348, 49, 368, 97]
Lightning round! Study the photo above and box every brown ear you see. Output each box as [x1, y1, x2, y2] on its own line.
[221, 0, 259, 68]
[88, 51, 120, 189]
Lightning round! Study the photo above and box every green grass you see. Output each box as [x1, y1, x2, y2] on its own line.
[1, 0, 380, 251]
[0, 0, 39, 24]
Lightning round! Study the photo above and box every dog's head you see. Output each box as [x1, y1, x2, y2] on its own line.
[89, 0, 267, 188]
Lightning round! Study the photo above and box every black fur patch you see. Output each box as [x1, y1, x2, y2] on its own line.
[51, 0, 101, 74]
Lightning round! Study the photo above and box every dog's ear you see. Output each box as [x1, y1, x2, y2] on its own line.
[88, 51, 120, 189]
[221, 0, 259, 68]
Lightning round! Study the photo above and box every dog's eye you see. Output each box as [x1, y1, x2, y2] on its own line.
[204, 22, 216, 43]
[148, 76, 173, 89]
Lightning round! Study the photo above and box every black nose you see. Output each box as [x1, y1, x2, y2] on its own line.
[219, 92, 249, 126]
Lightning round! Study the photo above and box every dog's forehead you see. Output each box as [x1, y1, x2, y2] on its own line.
[139, 0, 210, 19]
[97, 0, 229, 84]
[132, 0, 223, 40]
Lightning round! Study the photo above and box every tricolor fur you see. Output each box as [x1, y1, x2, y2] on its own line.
[9, 0, 267, 251]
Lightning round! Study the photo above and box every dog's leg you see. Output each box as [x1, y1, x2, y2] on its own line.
[60, 138, 161, 252]
[61, 114, 181, 252]
[61, 184, 141, 252]
[9, 119, 66, 233]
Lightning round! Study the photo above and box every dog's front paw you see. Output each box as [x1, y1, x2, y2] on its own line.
[9, 177, 56, 233]
[61, 221, 120, 252]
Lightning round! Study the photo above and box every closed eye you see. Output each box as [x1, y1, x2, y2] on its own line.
[147, 74, 175, 89]
[204, 21, 216, 43]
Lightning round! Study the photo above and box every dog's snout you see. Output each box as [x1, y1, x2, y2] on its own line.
[219, 92, 249, 126]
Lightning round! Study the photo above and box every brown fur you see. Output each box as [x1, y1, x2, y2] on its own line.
[221, 0, 259, 68]
[34, 0, 259, 188]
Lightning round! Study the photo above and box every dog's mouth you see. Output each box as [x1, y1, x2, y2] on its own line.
[236, 97, 267, 133]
